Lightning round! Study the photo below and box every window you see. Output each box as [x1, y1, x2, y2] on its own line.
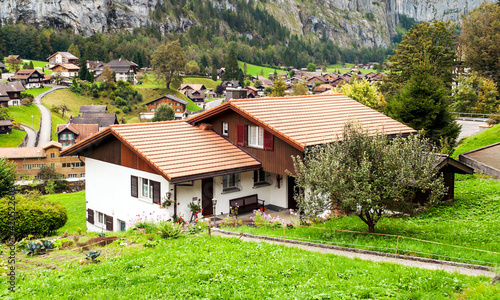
[254, 170, 267, 183]
[68, 174, 77, 178]
[175, 108, 181, 112]
[141, 178, 154, 199]
[98, 212, 105, 224]
[50, 153, 55, 159]
[119, 220, 126, 231]
[31, 164, 36, 169]
[80, 173, 85, 178]
[222, 122, 228, 136]
[248, 125, 264, 148]
[51, 163, 55, 168]
[222, 173, 240, 193]
[133, 177, 160, 204]
[23, 164, 27, 170]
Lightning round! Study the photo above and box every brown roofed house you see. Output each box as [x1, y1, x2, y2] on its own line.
[50, 63, 80, 80]
[79, 105, 108, 114]
[144, 94, 188, 120]
[69, 113, 119, 129]
[105, 59, 138, 83]
[0, 81, 25, 107]
[57, 123, 100, 147]
[47, 52, 79, 68]
[9, 69, 45, 88]
[0, 120, 13, 134]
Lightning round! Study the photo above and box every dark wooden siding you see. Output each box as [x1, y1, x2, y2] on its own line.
[121, 143, 162, 175]
[196, 110, 303, 176]
[83, 136, 121, 165]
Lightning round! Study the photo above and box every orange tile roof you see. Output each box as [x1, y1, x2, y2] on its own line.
[188, 94, 416, 151]
[61, 121, 261, 182]
[57, 123, 99, 142]
[0, 147, 45, 159]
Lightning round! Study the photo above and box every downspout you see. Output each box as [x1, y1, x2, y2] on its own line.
[77, 155, 85, 166]
[173, 181, 195, 217]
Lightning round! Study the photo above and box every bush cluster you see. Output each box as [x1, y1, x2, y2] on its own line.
[0, 192, 67, 240]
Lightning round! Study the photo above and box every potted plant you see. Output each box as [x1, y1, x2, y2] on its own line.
[161, 197, 174, 209]
[188, 201, 201, 215]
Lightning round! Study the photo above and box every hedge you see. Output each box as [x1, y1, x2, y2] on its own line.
[0, 193, 67, 240]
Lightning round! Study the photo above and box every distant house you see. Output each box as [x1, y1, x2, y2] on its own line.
[306, 75, 326, 85]
[79, 105, 108, 115]
[0, 120, 13, 134]
[142, 94, 188, 120]
[69, 113, 119, 129]
[246, 86, 259, 98]
[179, 84, 206, 92]
[7, 55, 21, 62]
[47, 52, 79, 68]
[313, 84, 334, 94]
[323, 73, 340, 82]
[0, 62, 7, 73]
[184, 90, 206, 105]
[0, 81, 25, 107]
[56, 123, 100, 147]
[105, 59, 138, 83]
[9, 69, 45, 88]
[222, 80, 240, 88]
[0, 141, 85, 182]
[50, 63, 80, 80]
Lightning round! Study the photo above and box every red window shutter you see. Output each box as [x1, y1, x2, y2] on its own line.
[264, 130, 274, 151]
[105, 215, 113, 231]
[236, 124, 245, 146]
[87, 209, 94, 224]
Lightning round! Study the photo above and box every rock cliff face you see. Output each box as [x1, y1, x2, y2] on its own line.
[0, 0, 491, 47]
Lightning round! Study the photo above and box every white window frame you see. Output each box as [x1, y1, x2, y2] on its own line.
[140, 177, 154, 201]
[248, 125, 264, 148]
[98, 212, 105, 224]
[222, 173, 240, 193]
[222, 122, 229, 136]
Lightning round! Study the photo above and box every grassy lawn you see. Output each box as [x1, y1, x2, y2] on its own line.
[50, 112, 68, 141]
[183, 77, 221, 90]
[3, 234, 498, 299]
[4, 58, 51, 74]
[452, 124, 500, 159]
[224, 178, 500, 267]
[238, 61, 287, 78]
[23, 86, 51, 98]
[0, 128, 26, 147]
[7, 104, 41, 130]
[42, 191, 86, 235]
[134, 86, 202, 112]
[326, 62, 376, 74]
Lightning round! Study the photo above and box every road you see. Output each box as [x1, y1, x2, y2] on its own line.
[34, 85, 67, 147]
[20, 125, 36, 147]
[456, 120, 488, 142]
[214, 230, 495, 278]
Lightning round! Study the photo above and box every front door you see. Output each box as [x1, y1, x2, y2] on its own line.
[202, 178, 213, 216]
[288, 176, 298, 210]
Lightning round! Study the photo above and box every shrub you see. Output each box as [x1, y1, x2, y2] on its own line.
[157, 221, 183, 239]
[0, 193, 67, 240]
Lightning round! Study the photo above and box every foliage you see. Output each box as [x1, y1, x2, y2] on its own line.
[5, 55, 20, 72]
[157, 221, 183, 239]
[269, 77, 286, 97]
[100, 66, 116, 89]
[222, 43, 240, 82]
[306, 63, 316, 72]
[291, 123, 446, 233]
[185, 60, 200, 74]
[40, 239, 54, 250]
[151, 41, 187, 90]
[37, 166, 62, 182]
[452, 71, 500, 114]
[7, 235, 498, 298]
[0, 192, 67, 239]
[0, 158, 16, 197]
[0, 107, 9, 120]
[387, 72, 460, 146]
[459, 3, 500, 89]
[336, 78, 385, 110]
[214, 84, 225, 96]
[290, 80, 308, 96]
[381, 20, 456, 96]
[187, 201, 201, 214]
[22, 241, 43, 256]
[44, 181, 56, 195]
[152, 103, 175, 122]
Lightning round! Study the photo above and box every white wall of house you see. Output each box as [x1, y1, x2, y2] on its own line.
[8, 99, 20, 106]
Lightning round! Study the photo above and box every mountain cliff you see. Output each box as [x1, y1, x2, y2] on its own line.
[0, 0, 491, 48]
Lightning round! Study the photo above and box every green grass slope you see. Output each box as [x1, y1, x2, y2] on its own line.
[238, 61, 287, 78]
[5, 235, 497, 298]
[452, 124, 500, 158]
[42, 191, 86, 235]
[0, 128, 26, 147]
[24, 86, 51, 98]
[8, 104, 41, 130]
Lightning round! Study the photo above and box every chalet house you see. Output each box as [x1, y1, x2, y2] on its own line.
[62, 94, 432, 232]
[9, 69, 45, 88]
[313, 84, 334, 94]
[0, 81, 25, 107]
[142, 95, 188, 120]
[47, 52, 79, 68]
[57, 123, 100, 147]
[7, 55, 21, 62]
[50, 64, 80, 80]
[252, 76, 273, 87]
[323, 73, 340, 82]
[0, 120, 13, 134]
[0, 141, 85, 182]
[106, 59, 138, 83]
[184, 89, 206, 105]
[69, 113, 119, 129]
[179, 84, 206, 92]
[246, 86, 259, 98]
[222, 80, 241, 89]
[0, 62, 7, 72]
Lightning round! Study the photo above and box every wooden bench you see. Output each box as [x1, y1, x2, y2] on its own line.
[229, 194, 265, 214]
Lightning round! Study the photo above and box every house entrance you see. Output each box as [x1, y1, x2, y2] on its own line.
[201, 178, 213, 216]
[287, 176, 298, 210]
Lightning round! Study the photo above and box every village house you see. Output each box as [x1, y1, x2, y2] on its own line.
[69, 113, 119, 129]
[56, 123, 100, 147]
[62, 94, 441, 232]
[0, 81, 25, 107]
[0, 120, 13, 134]
[0, 141, 85, 183]
[9, 69, 45, 88]
[0, 62, 7, 73]
[141, 94, 188, 120]
[105, 59, 138, 83]
[184, 89, 206, 105]
[50, 63, 80, 80]
[47, 52, 79, 68]
[313, 84, 334, 94]
[179, 84, 206, 92]
[80, 105, 108, 115]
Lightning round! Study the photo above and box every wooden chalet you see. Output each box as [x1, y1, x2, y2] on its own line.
[47, 52, 79, 68]
[57, 123, 100, 147]
[9, 69, 45, 88]
[50, 63, 80, 79]
[144, 94, 188, 118]
[0, 81, 24, 107]
[0, 120, 13, 134]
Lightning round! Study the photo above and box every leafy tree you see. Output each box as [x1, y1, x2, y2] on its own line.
[28, 61, 34, 69]
[59, 104, 70, 118]
[243, 62, 247, 76]
[86, 69, 94, 83]
[100, 65, 116, 89]
[291, 80, 308, 96]
[221, 43, 240, 81]
[0, 158, 17, 197]
[200, 54, 210, 70]
[387, 72, 460, 145]
[5, 56, 21, 72]
[259, 69, 264, 77]
[37, 166, 62, 182]
[307, 63, 317, 72]
[152, 103, 175, 122]
[52, 71, 63, 85]
[269, 77, 286, 97]
[336, 78, 385, 111]
[151, 41, 187, 90]
[0, 107, 10, 120]
[459, 3, 500, 89]
[254, 80, 263, 87]
[381, 20, 457, 96]
[215, 84, 225, 96]
[186, 60, 200, 74]
[67, 43, 80, 59]
[79, 62, 88, 80]
[211, 65, 217, 81]
[291, 123, 446, 233]
[452, 72, 499, 114]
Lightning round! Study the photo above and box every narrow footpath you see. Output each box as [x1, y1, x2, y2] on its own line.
[19, 125, 36, 147]
[34, 85, 67, 147]
[214, 229, 496, 278]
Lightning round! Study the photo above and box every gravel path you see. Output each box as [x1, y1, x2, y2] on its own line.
[214, 230, 496, 278]
[34, 85, 67, 146]
[20, 125, 36, 147]
[456, 120, 488, 141]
